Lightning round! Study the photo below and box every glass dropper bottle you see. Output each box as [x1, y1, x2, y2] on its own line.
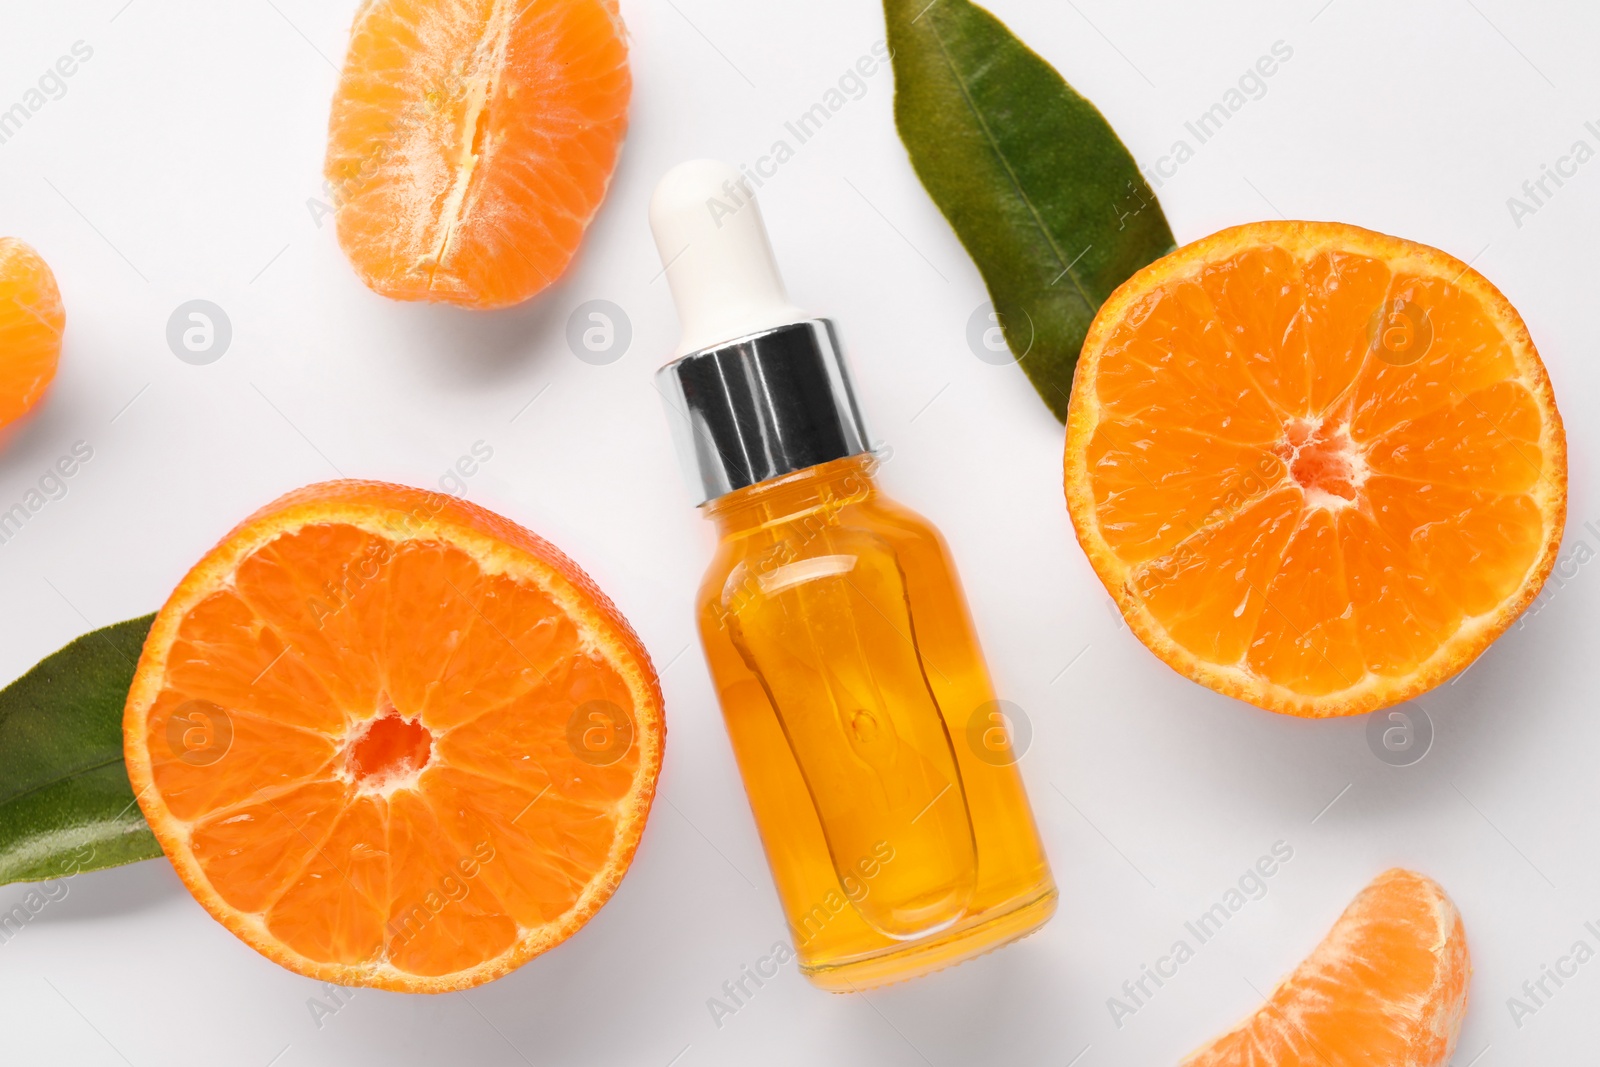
[651, 160, 1056, 991]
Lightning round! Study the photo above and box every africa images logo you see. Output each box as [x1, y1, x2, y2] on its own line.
[0, 441, 94, 547]
[703, 41, 892, 228]
[1105, 841, 1295, 1028]
[0, 41, 94, 147]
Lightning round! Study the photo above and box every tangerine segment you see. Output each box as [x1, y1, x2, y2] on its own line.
[325, 0, 630, 308]
[1066, 221, 1566, 717]
[0, 237, 64, 428]
[1181, 869, 1469, 1067]
[124, 481, 663, 993]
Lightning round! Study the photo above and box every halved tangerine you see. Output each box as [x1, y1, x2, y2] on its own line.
[123, 481, 663, 992]
[1065, 221, 1566, 716]
[1182, 868, 1470, 1066]
[324, 0, 631, 308]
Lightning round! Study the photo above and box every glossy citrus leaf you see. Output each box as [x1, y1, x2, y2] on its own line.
[884, 0, 1175, 420]
[0, 615, 160, 886]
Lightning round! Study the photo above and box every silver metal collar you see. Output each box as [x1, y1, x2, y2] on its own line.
[655, 319, 871, 506]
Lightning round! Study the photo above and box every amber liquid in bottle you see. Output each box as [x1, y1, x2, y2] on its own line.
[697, 454, 1056, 990]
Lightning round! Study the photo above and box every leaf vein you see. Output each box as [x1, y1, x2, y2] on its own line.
[0, 754, 129, 811]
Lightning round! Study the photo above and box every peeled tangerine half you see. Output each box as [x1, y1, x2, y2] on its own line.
[123, 482, 663, 992]
[0, 237, 63, 429]
[1065, 221, 1567, 717]
[1183, 869, 1470, 1066]
[324, 0, 630, 308]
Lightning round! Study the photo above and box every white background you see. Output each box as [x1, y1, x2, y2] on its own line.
[0, 0, 1596, 1063]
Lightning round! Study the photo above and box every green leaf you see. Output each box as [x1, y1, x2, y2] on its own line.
[0, 615, 162, 886]
[884, 0, 1176, 420]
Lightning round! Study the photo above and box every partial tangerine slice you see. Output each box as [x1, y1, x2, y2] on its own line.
[1182, 868, 1470, 1066]
[324, 0, 631, 308]
[124, 481, 663, 992]
[1065, 221, 1566, 716]
[0, 238, 63, 429]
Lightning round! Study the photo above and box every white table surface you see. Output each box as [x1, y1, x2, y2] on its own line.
[1, 1, 1595, 1063]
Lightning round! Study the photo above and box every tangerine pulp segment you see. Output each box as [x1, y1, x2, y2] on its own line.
[324, 0, 631, 308]
[1181, 868, 1469, 1066]
[0, 237, 64, 429]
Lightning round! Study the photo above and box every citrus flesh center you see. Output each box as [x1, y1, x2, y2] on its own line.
[1275, 416, 1366, 509]
[1065, 221, 1566, 716]
[123, 482, 663, 992]
[346, 708, 435, 792]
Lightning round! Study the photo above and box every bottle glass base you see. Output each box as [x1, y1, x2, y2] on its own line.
[800, 885, 1058, 993]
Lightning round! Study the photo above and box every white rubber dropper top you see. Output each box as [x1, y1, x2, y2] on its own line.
[650, 159, 808, 357]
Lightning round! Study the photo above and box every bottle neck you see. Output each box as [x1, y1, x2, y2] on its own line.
[704, 455, 878, 537]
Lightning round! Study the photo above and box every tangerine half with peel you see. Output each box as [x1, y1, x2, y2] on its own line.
[1065, 221, 1566, 717]
[0, 237, 64, 429]
[324, 0, 630, 308]
[124, 481, 663, 992]
[1182, 868, 1469, 1066]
